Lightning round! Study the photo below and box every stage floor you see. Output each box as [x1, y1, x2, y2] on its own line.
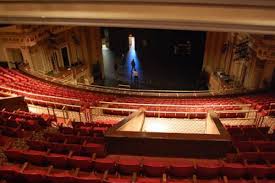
[142, 118, 206, 134]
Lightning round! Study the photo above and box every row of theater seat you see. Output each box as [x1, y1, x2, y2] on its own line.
[103, 109, 248, 119]
[0, 67, 113, 107]
[114, 96, 243, 105]
[225, 126, 272, 141]
[1, 154, 275, 183]
[234, 141, 275, 153]
[0, 110, 53, 126]
[1, 67, 275, 120]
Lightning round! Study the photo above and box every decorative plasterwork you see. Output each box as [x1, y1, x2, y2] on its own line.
[0, 25, 73, 46]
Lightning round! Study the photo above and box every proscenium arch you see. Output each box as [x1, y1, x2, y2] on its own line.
[0, 1, 275, 34]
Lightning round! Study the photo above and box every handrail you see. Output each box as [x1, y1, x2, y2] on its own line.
[91, 106, 257, 114]
[25, 97, 81, 109]
[0, 85, 81, 102]
[214, 109, 257, 113]
[99, 101, 252, 108]
[83, 83, 209, 93]
[19, 67, 250, 97]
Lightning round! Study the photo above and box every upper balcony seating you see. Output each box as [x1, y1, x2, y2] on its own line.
[225, 125, 271, 142]
[0, 118, 275, 183]
[1, 67, 275, 120]
[1, 155, 275, 183]
[0, 67, 114, 108]
[0, 110, 274, 183]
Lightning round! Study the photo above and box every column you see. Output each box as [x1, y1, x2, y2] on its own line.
[20, 46, 35, 71]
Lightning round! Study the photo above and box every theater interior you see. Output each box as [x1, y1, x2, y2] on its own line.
[0, 1, 275, 183]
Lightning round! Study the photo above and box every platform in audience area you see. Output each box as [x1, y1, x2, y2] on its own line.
[105, 110, 232, 158]
[142, 118, 206, 134]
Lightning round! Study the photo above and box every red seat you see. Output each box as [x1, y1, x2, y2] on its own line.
[226, 179, 254, 183]
[82, 143, 106, 157]
[47, 169, 73, 183]
[72, 171, 101, 183]
[63, 143, 82, 153]
[246, 164, 271, 178]
[68, 155, 93, 170]
[94, 158, 117, 173]
[46, 153, 68, 168]
[142, 160, 168, 177]
[221, 162, 246, 178]
[167, 179, 193, 183]
[196, 160, 222, 178]
[4, 148, 24, 162]
[197, 179, 223, 183]
[22, 166, 48, 183]
[117, 158, 141, 175]
[0, 163, 21, 181]
[234, 141, 257, 152]
[105, 177, 133, 183]
[169, 160, 194, 177]
[23, 149, 47, 165]
[27, 140, 48, 151]
[256, 142, 275, 152]
[260, 152, 275, 163]
[239, 152, 261, 163]
[136, 177, 162, 183]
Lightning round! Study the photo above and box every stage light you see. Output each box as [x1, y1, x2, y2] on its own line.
[102, 44, 108, 50]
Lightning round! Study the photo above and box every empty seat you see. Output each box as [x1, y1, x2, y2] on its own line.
[255, 141, 275, 152]
[169, 160, 194, 177]
[46, 153, 68, 168]
[72, 171, 101, 183]
[221, 162, 246, 178]
[22, 165, 48, 183]
[94, 157, 117, 173]
[46, 169, 74, 183]
[117, 158, 141, 175]
[4, 148, 24, 163]
[142, 160, 168, 177]
[196, 160, 222, 178]
[68, 153, 93, 170]
[22, 149, 47, 166]
[246, 164, 271, 178]
[0, 163, 22, 182]
[234, 141, 258, 152]
[136, 177, 162, 183]
[82, 143, 106, 157]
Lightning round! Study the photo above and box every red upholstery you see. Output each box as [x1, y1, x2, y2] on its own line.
[4, 148, 24, 162]
[82, 143, 106, 157]
[46, 169, 73, 183]
[142, 160, 168, 177]
[221, 162, 246, 178]
[68, 155, 93, 170]
[246, 164, 271, 178]
[0, 163, 21, 181]
[22, 166, 48, 183]
[23, 149, 47, 165]
[234, 141, 258, 152]
[196, 160, 222, 178]
[72, 171, 101, 183]
[136, 177, 162, 183]
[105, 177, 132, 183]
[169, 160, 194, 177]
[117, 158, 141, 175]
[46, 153, 68, 168]
[94, 158, 116, 173]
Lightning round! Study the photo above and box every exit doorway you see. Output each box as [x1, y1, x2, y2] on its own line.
[61, 47, 70, 68]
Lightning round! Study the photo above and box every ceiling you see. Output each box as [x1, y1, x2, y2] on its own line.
[0, 1, 274, 34]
